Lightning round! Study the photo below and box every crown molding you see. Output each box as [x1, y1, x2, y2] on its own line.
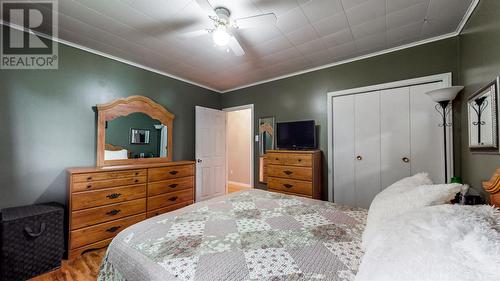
[1, 0, 479, 94]
[220, 0, 479, 93]
[221, 32, 458, 93]
[0, 20, 220, 93]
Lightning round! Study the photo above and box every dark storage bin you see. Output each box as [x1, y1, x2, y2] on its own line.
[1, 203, 64, 281]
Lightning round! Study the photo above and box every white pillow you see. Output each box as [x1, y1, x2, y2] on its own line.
[361, 173, 432, 248]
[383, 172, 433, 193]
[362, 182, 462, 249]
[356, 205, 500, 281]
[104, 149, 128, 160]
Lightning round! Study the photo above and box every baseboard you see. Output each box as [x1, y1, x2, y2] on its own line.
[227, 181, 252, 188]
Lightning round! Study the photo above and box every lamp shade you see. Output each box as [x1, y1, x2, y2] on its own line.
[426, 86, 464, 102]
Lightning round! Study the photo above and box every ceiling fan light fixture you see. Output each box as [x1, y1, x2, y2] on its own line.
[212, 26, 230, 46]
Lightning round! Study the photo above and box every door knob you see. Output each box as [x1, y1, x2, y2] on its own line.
[196, 159, 203, 163]
[402, 157, 410, 163]
[356, 155, 363, 161]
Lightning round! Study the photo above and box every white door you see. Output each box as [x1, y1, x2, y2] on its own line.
[354, 92, 381, 209]
[333, 95, 356, 206]
[410, 82, 449, 183]
[195, 106, 226, 202]
[380, 87, 411, 189]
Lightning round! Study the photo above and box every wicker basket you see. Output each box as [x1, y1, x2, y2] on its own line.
[1, 203, 64, 281]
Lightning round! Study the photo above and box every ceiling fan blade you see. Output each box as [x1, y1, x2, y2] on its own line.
[177, 29, 211, 39]
[228, 36, 245, 56]
[195, 0, 216, 16]
[234, 13, 277, 29]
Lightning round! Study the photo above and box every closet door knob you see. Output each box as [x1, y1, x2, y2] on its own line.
[402, 157, 410, 163]
[356, 156, 363, 161]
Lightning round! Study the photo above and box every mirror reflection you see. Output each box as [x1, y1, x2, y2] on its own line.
[468, 78, 499, 151]
[105, 112, 168, 160]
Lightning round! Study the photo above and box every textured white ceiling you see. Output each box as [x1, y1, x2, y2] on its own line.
[17, 0, 478, 92]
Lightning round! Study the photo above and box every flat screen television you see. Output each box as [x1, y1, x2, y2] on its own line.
[276, 120, 316, 150]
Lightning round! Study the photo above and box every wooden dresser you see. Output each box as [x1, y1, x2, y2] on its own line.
[67, 161, 195, 259]
[266, 150, 322, 199]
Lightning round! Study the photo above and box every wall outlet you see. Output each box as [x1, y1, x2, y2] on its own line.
[255, 135, 259, 142]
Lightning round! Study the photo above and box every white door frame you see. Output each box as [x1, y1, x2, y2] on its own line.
[326, 73, 453, 202]
[223, 104, 255, 189]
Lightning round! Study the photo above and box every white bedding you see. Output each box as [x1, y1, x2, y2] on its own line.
[362, 173, 462, 249]
[356, 204, 500, 281]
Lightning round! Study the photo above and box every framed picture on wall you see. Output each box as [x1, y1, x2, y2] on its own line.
[468, 77, 500, 153]
[130, 128, 151, 144]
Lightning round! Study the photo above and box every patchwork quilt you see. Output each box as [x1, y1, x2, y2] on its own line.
[98, 189, 367, 281]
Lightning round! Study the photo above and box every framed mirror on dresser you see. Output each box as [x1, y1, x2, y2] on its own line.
[96, 95, 174, 166]
[67, 96, 195, 260]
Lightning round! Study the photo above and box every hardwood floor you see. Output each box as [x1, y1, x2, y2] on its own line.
[227, 183, 252, 193]
[30, 249, 106, 281]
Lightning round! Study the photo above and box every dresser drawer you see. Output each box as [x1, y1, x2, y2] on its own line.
[148, 165, 194, 182]
[71, 198, 146, 230]
[146, 201, 193, 218]
[148, 177, 194, 196]
[72, 184, 146, 210]
[267, 165, 312, 181]
[73, 176, 147, 192]
[73, 169, 147, 183]
[70, 214, 145, 249]
[147, 189, 194, 211]
[267, 153, 312, 167]
[268, 177, 313, 196]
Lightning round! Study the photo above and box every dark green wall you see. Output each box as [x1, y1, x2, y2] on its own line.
[5, 12, 492, 208]
[0, 43, 220, 209]
[221, 38, 460, 199]
[457, 0, 500, 198]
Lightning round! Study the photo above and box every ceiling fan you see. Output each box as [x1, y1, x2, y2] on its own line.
[178, 0, 278, 56]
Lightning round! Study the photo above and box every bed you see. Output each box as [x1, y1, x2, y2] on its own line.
[98, 189, 366, 281]
[98, 172, 500, 281]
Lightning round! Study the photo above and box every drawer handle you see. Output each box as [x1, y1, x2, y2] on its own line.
[134, 179, 139, 183]
[86, 184, 92, 189]
[106, 209, 121, 216]
[106, 226, 121, 233]
[169, 184, 178, 188]
[283, 184, 293, 188]
[168, 196, 178, 201]
[283, 170, 293, 175]
[169, 171, 179, 175]
[275, 158, 279, 160]
[135, 172, 139, 176]
[87, 176, 92, 181]
[106, 193, 122, 199]
[298, 159, 302, 162]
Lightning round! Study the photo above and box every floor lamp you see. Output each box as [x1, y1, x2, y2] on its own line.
[426, 86, 464, 183]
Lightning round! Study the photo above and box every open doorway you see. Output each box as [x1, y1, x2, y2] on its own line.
[224, 105, 254, 194]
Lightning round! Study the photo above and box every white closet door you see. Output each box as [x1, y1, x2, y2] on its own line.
[354, 92, 381, 209]
[410, 82, 446, 183]
[380, 87, 411, 189]
[333, 95, 355, 206]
